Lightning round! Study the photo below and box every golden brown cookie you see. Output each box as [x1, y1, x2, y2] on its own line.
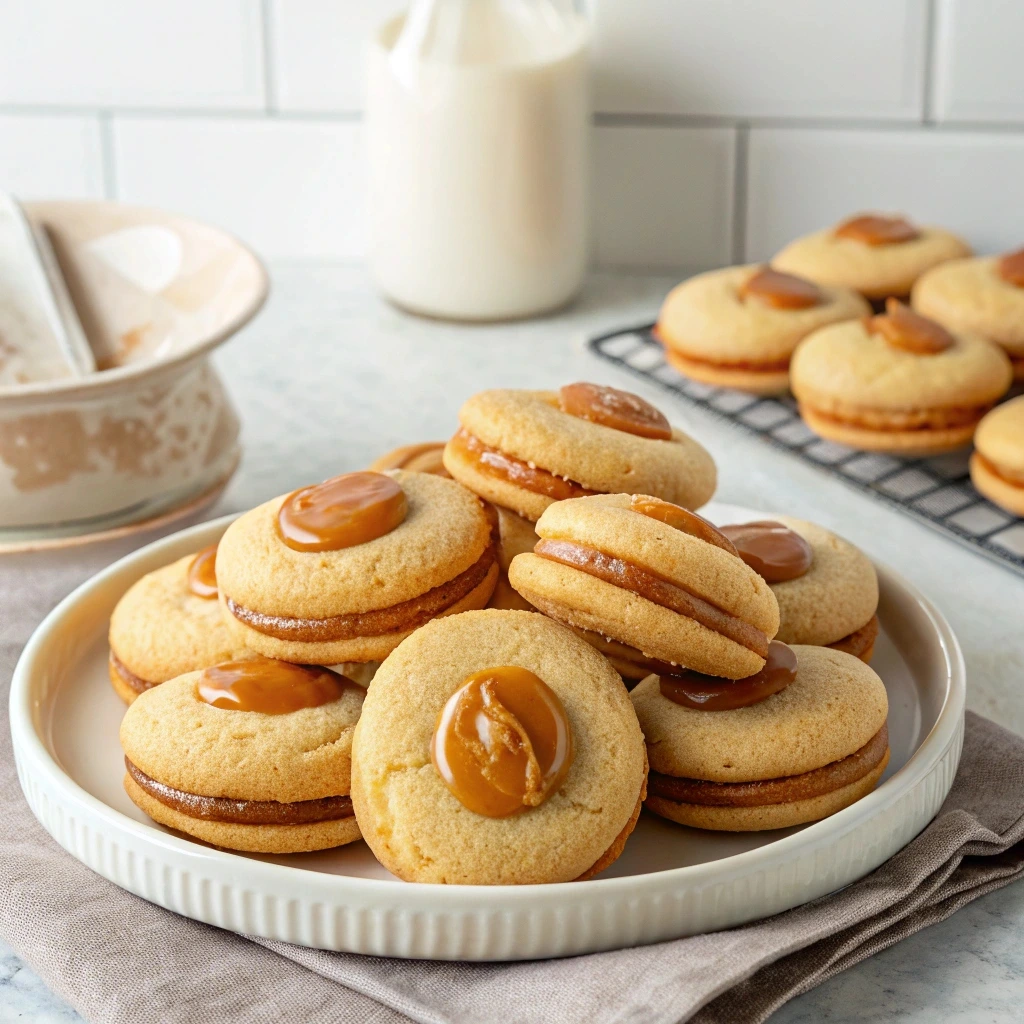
[350, 609, 647, 884]
[773, 213, 971, 301]
[632, 644, 889, 831]
[368, 441, 450, 476]
[120, 660, 365, 853]
[108, 548, 253, 704]
[970, 396, 1024, 517]
[791, 302, 1012, 455]
[720, 517, 879, 661]
[216, 470, 498, 665]
[508, 494, 779, 680]
[912, 250, 1024, 380]
[443, 384, 716, 521]
[657, 265, 869, 395]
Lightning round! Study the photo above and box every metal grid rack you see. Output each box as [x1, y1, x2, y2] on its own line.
[588, 322, 1024, 580]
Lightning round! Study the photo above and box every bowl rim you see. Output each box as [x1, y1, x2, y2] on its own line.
[0, 198, 269, 403]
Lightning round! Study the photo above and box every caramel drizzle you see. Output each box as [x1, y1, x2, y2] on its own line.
[125, 758, 354, 825]
[534, 539, 769, 657]
[226, 545, 495, 642]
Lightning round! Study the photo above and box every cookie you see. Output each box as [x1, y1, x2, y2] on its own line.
[657, 265, 869, 395]
[970, 396, 1024, 517]
[791, 300, 1012, 455]
[350, 609, 647, 884]
[108, 546, 253, 704]
[443, 383, 716, 521]
[486, 503, 539, 611]
[631, 644, 889, 831]
[720, 517, 879, 662]
[912, 249, 1024, 380]
[120, 659, 365, 853]
[368, 441, 450, 476]
[508, 494, 779, 680]
[216, 470, 498, 665]
[773, 213, 971, 301]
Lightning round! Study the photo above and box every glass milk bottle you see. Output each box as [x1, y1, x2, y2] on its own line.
[366, 0, 590, 321]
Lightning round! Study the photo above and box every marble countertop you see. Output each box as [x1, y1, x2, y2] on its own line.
[5, 266, 1023, 1023]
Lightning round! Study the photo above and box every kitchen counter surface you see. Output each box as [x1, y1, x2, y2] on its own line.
[5, 266, 1023, 1023]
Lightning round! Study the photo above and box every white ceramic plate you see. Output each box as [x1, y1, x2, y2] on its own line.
[10, 503, 965, 961]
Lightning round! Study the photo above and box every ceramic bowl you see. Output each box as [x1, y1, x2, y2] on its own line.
[0, 200, 268, 545]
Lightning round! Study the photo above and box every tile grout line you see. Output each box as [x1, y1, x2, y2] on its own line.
[259, 0, 278, 115]
[730, 125, 749, 264]
[97, 111, 118, 200]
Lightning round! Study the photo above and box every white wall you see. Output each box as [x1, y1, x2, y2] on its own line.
[1, 0, 1022, 269]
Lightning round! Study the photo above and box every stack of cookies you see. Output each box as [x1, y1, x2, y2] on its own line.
[656, 214, 1022, 499]
[113, 380, 892, 885]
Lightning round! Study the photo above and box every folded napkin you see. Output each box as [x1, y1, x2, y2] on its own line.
[3, 542, 1023, 1024]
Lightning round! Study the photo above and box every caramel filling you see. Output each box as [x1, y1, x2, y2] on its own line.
[187, 544, 219, 598]
[368, 442, 450, 477]
[828, 614, 880, 662]
[198, 659, 357, 714]
[976, 452, 1024, 489]
[534, 539, 769, 657]
[630, 495, 738, 554]
[449, 428, 596, 501]
[226, 545, 496, 643]
[648, 723, 889, 808]
[801, 401, 990, 434]
[867, 299, 954, 355]
[109, 650, 157, 695]
[719, 521, 813, 583]
[659, 641, 797, 711]
[431, 666, 574, 818]
[558, 382, 672, 440]
[126, 758, 354, 826]
[739, 267, 821, 310]
[662, 346, 792, 374]
[998, 248, 1024, 288]
[277, 472, 408, 553]
[834, 214, 919, 246]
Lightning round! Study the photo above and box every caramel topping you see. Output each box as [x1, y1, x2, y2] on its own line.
[449, 428, 596, 501]
[197, 659, 354, 714]
[867, 298, 955, 355]
[534, 539, 770, 659]
[739, 267, 821, 310]
[431, 666, 574, 818]
[368, 442, 450, 477]
[719, 521, 813, 583]
[559, 382, 672, 441]
[834, 214, 919, 247]
[659, 641, 797, 711]
[998, 248, 1024, 288]
[186, 543, 219, 599]
[277, 471, 408, 552]
[629, 496, 739, 556]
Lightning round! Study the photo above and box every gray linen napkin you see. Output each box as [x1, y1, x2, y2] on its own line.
[3, 539, 1024, 1024]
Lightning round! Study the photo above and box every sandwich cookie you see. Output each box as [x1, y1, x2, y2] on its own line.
[720, 518, 879, 662]
[631, 644, 889, 831]
[970, 396, 1024, 517]
[912, 248, 1024, 380]
[108, 544, 253, 704]
[773, 213, 971, 303]
[508, 494, 780, 680]
[368, 441, 450, 476]
[350, 610, 647, 884]
[121, 658, 365, 853]
[443, 383, 716, 521]
[791, 300, 1012, 455]
[216, 470, 498, 665]
[487, 503, 539, 611]
[656, 265, 869, 395]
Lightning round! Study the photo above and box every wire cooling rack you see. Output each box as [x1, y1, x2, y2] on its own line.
[588, 322, 1024, 580]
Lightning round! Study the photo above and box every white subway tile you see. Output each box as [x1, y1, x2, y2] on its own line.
[269, 0, 403, 112]
[0, 115, 105, 198]
[111, 117, 363, 260]
[0, 1, 264, 109]
[745, 128, 1024, 259]
[933, 1, 1024, 123]
[591, 0, 927, 120]
[594, 125, 735, 270]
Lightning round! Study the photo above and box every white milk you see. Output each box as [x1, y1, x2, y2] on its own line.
[366, 0, 590, 321]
